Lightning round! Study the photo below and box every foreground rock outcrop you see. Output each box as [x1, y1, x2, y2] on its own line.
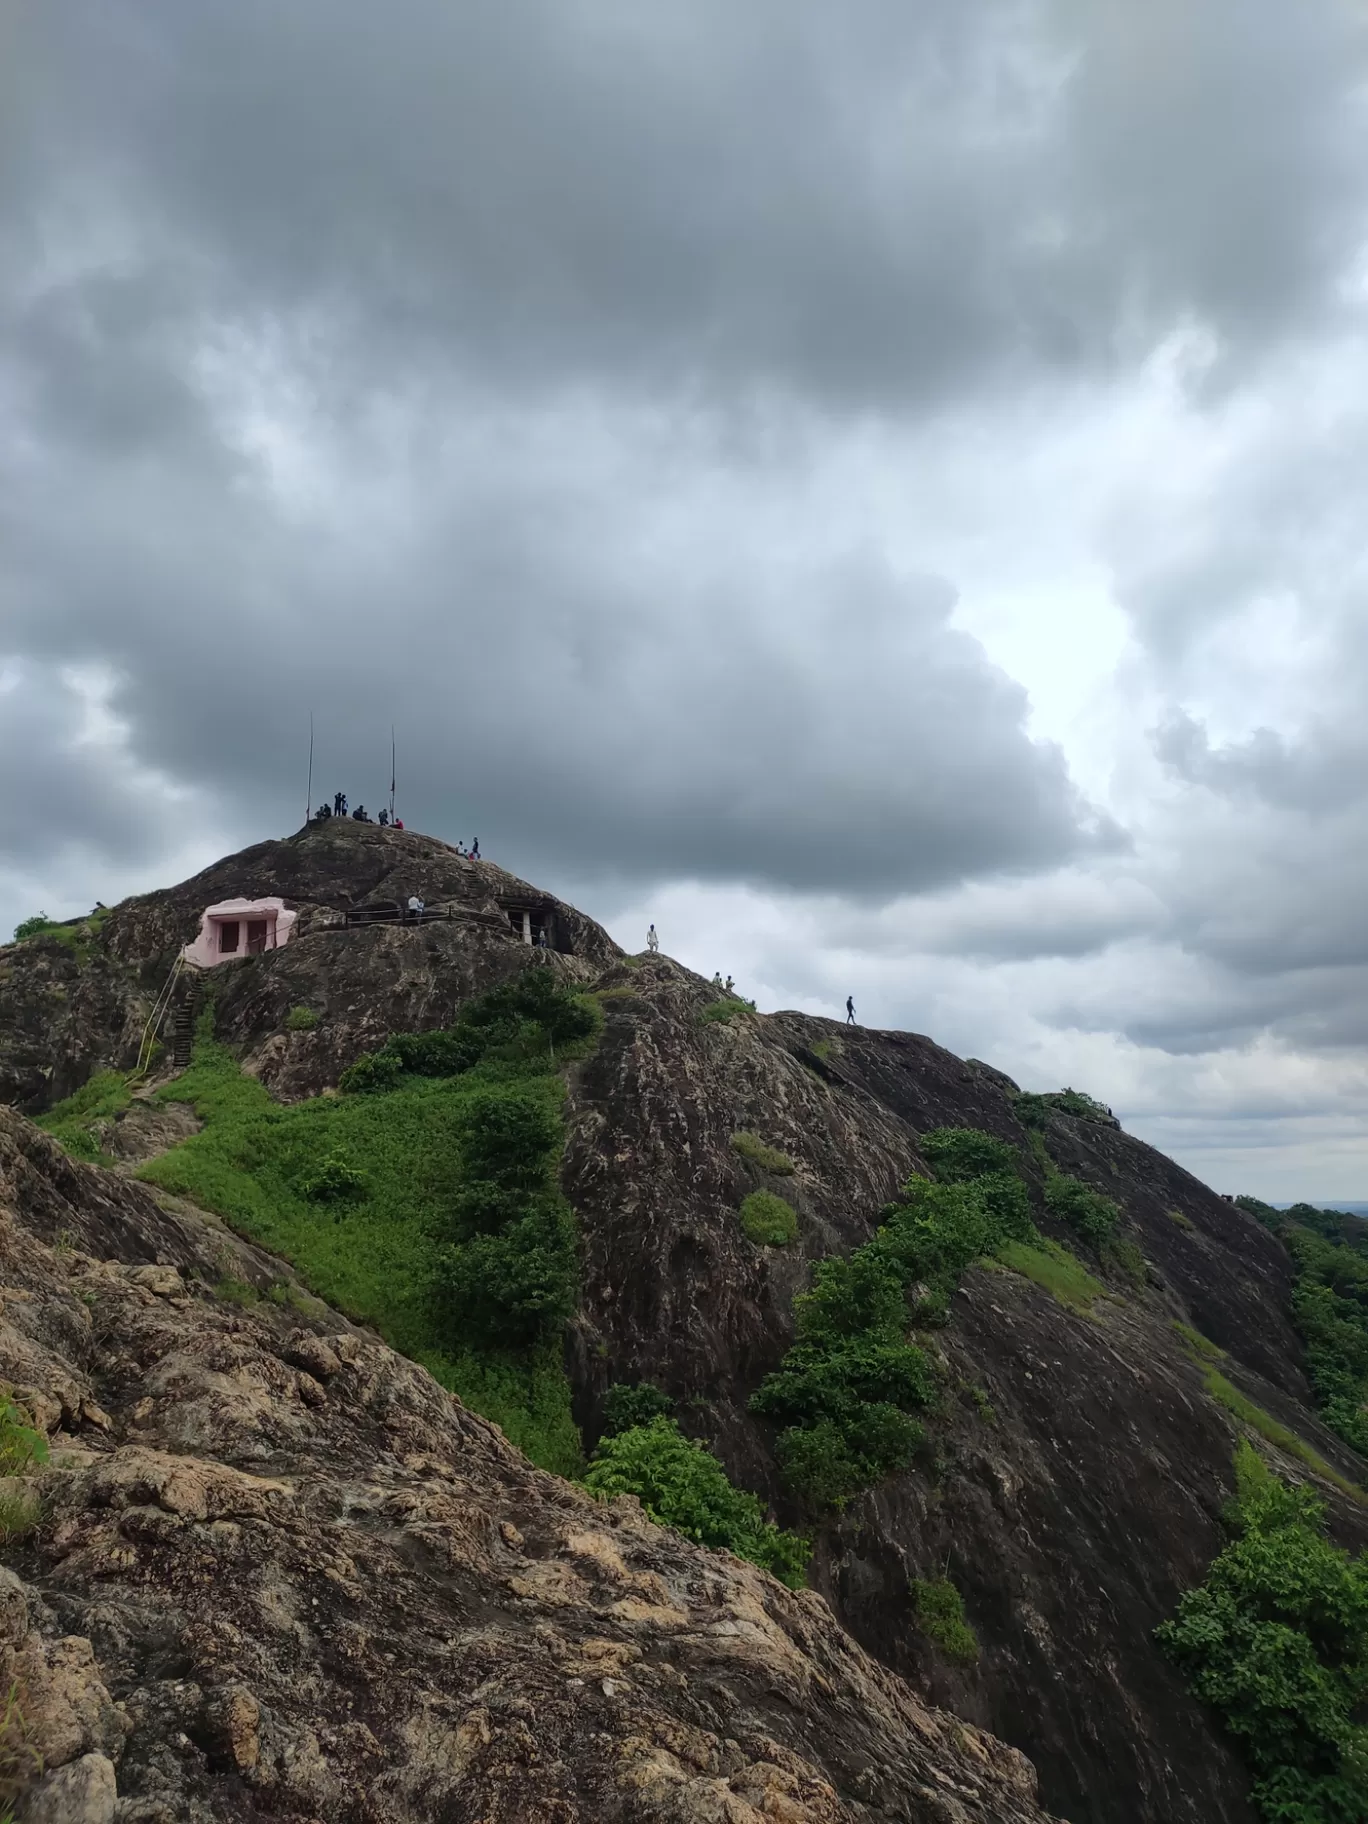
[0, 1110, 1057, 1823]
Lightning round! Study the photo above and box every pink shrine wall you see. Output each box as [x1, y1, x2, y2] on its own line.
[182, 897, 298, 968]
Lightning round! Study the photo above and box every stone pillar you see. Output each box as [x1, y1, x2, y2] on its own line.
[521, 910, 532, 945]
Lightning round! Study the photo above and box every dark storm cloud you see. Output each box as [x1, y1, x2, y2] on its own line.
[2, 409, 1113, 892]
[0, 662, 178, 871]
[10, 0, 1365, 415]
[6, 0, 1368, 1083]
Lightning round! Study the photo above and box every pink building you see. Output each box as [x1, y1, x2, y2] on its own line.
[182, 897, 298, 968]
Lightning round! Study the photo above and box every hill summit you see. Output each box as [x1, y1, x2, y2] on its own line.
[3, 824, 1368, 1823]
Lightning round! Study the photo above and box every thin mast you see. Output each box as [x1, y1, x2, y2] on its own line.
[390, 725, 396, 823]
[305, 711, 314, 827]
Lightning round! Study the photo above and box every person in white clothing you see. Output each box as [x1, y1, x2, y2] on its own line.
[646, 924, 659, 953]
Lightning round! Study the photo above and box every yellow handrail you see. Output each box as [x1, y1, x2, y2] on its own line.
[130, 953, 185, 1080]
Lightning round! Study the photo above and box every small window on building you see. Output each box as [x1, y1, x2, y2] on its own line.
[246, 919, 269, 954]
[218, 920, 240, 954]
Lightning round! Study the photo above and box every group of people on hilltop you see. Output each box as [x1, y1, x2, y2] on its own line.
[309, 796, 490, 862]
[313, 792, 405, 830]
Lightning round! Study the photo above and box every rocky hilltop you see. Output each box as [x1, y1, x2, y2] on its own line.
[3, 821, 1365, 1824]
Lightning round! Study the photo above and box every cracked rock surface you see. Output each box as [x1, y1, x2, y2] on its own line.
[0, 1110, 1056, 1823]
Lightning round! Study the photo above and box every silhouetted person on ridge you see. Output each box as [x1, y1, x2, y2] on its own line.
[846, 996, 856, 1025]
[646, 924, 658, 953]
[725, 975, 735, 994]
[471, 838, 480, 860]
[333, 791, 344, 817]
[379, 808, 389, 826]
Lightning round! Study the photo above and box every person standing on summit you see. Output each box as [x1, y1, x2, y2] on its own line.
[846, 996, 856, 1025]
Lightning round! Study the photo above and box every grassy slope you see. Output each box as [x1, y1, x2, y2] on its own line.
[45, 1040, 583, 1475]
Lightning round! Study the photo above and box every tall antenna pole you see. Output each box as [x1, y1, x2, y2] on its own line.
[305, 711, 314, 828]
[390, 724, 396, 824]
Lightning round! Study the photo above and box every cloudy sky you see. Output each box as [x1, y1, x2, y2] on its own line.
[6, 1, 1368, 1198]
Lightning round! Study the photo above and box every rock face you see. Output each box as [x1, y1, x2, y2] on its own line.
[560, 962, 1368, 1824]
[0, 1111, 1056, 1824]
[4, 829, 1364, 1823]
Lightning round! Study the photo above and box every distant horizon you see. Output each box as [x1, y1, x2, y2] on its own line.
[1270, 1200, 1368, 1216]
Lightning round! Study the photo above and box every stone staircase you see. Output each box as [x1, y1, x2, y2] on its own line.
[167, 987, 199, 1070]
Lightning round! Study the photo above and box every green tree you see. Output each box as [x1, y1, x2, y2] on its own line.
[585, 1417, 809, 1587]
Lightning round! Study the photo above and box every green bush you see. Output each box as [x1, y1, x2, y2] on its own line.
[338, 1049, 404, 1094]
[730, 1132, 796, 1175]
[284, 1006, 318, 1032]
[296, 1152, 366, 1202]
[11, 913, 54, 942]
[751, 1144, 1059, 1510]
[920, 1127, 1019, 1184]
[585, 1417, 809, 1587]
[341, 971, 600, 1093]
[913, 1577, 979, 1664]
[1044, 1173, 1120, 1250]
[1014, 1088, 1114, 1129]
[1157, 1442, 1368, 1821]
[435, 1204, 579, 1348]
[0, 1394, 48, 1476]
[602, 1382, 674, 1436]
[703, 998, 750, 1023]
[740, 1191, 798, 1247]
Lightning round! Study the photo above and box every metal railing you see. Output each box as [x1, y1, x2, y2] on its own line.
[130, 953, 186, 1080]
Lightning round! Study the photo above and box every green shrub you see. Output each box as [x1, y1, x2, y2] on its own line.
[284, 1006, 318, 1032]
[703, 998, 751, 1024]
[1044, 1173, 1120, 1250]
[1167, 1207, 1195, 1230]
[602, 1382, 674, 1436]
[1157, 1441, 1368, 1821]
[730, 1132, 796, 1175]
[297, 1152, 366, 1202]
[1014, 1088, 1114, 1129]
[751, 1159, 1050, 1510]
[740, 1191, 798, 1247]
[913, 1577, 979, 1664]
[0, 1395, 48, 1476]
[434, 1203, 579, 1348]
[338, 1049, 404, 1094]
[11, 913, 54, 942]
[341, 974, 602, 1095]
[585, 1417, 809, 1587]
[919, 1127, 1019, 1184]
